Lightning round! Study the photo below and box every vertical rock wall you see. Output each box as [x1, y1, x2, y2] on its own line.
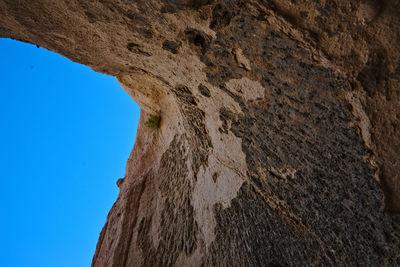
[1, 0, 399, 266]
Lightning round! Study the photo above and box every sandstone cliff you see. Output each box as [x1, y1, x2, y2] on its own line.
[1, 0, 399, 266]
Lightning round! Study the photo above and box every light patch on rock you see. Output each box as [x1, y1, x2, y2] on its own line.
[193, 155, 245, 253]
[166, 10, 217, 39]
[233, 47, 251, 71]
[225, 77, 266, 102]
[192, 83, 248, 252]
[268, 165, 296, 183]
[343, 90, 372, 149]
[343, 89, 380, 183]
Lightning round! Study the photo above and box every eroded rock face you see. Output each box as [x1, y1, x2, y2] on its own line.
[1, 0, 399, 266]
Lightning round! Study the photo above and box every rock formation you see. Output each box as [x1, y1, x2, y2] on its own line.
[1, 0, 399, 266]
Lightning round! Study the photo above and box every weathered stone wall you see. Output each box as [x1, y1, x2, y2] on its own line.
[1, 0, 399, 266]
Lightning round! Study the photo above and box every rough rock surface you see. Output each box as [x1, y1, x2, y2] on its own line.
[1, 0, 400, 266]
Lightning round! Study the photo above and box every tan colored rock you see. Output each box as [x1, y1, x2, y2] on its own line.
[1, 0, 399, 266]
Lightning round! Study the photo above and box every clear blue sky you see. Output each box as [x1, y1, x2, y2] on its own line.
[0, 38, 140, 267]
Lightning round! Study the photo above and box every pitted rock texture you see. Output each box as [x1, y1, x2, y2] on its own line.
[1, 0, 399, 266]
